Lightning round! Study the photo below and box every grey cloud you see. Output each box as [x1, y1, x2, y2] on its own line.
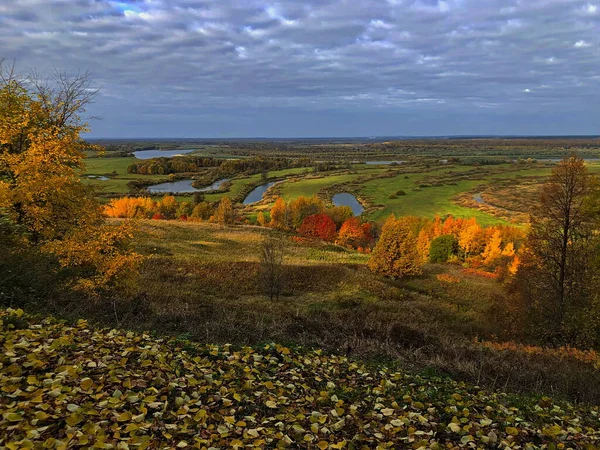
[1, 0, 599, 136]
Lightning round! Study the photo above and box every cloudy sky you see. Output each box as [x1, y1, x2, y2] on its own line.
[1, 0, 599, 137]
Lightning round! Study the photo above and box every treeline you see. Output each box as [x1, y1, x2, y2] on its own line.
[127, 156, 222, 174]
[105, 195, 216, 222]
[260, 196, 375, 251]
[369, 215, 524, 278]
[127, 156, 312, 176]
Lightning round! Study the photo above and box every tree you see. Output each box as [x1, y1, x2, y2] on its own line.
[458, 217, 482, 259]
[259, 235, 285, 300]
[429, 234, 458, 263]
[212, 197, 234, 225]
[298, 213, 337, 241]
[337, 217, 373, 249]
[289, 195, 324, 229]
[193, 191, 205, 204]
[176, 201, 193, 219]
[158, 195, 177, 219]
[327, 205, 354, 229]
[257, 211, 267, 226]
[506, 155, 600, 346]
[368, 216, 424, 278]
[269, 197, 289, 229]
[481, 230, 503, 266]
[0, 62, 140, 296]
[190, 201, 214, 221]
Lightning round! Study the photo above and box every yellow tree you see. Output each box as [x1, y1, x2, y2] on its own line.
[257, 211, 267, 226]
[269, 197, 289, 229]
[481, 230, 503, 266]
[212, 197, 234, 225]
[0, 63, 140, 295]
[368, 216, 424, 278]
[458, 217, 482, 259]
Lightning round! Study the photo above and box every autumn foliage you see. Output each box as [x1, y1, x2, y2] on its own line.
[4, 307, 600, 449]
[298, 213, 337, 241]
[0, 65, 140, 295]
[336, 217, 374, 249]
[369, 214, 524, 278]
[368, 216, 424, 278]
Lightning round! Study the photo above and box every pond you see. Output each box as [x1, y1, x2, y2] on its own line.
[332, 193, 364, 216]
[364, 160, 404, 165]
[133, 149, 195, 159]
[88, 175, 110, 181]
[243, 181, 277, 205]
[473, 193, 484, 204]
[148, 178, 229, 194]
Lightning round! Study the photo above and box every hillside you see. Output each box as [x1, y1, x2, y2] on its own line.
[2, 308, 599, 449]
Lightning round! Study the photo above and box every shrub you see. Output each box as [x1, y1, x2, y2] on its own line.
[429, 234, 459, 263]
[396, 190, 406, 196]
[299, 214, 337, 241]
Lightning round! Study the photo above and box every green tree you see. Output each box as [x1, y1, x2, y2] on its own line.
[429, 234, 458, 263]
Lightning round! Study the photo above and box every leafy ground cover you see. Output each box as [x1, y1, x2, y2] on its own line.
[2, 308, 600, 449]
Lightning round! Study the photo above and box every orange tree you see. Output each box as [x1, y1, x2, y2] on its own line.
[0, 63, 140, 299]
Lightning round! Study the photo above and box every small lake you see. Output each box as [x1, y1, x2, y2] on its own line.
[243, 182, 277, 205]
[332, 193, 364, 216]
[365, 160, 404, 165]
[473, 193, 484, 204]
[88, 175, 109, 181]
[133, 149, 195, 159]
[148, 178, 229, 194]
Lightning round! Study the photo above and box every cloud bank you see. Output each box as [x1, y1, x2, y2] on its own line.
[1, 0, 599, 137]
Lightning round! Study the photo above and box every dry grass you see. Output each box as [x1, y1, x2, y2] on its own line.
[29, 219, 600, 404]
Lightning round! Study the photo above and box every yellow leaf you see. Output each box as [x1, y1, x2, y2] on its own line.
[117, 411, 132, 422]
[3, 412, 22, 422]
[80, 378, 93, 391]
[506, 427, 519, 436]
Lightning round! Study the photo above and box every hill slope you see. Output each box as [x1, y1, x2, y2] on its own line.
[1, 308, 599, 449]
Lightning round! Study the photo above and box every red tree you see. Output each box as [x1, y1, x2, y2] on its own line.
[299, 214, 337, 241]
[337, 217, 374, 249]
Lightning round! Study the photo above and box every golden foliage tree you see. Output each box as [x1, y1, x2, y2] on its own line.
[269, 197, 289, 229]
[212, 197, 234, 226]
[0, 63, 140, 296]
[257, 211, 267, 226]
[504, 156, 600, 346]
[368, 216, 424, 278]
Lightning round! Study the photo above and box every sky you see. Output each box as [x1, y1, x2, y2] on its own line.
[1, 0, 599, 138]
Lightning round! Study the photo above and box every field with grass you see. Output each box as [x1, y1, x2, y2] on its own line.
[85, 138, 600, 227]
[50, 219, 600, 404]
[3, 307, 600, 449]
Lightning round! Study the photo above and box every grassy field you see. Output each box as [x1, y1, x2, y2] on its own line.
[278, 170, 385, 201]
[84, 153, 600, 227]
[46, 219, 591, 403]
[83, 156, 167, 194]
[203, 167, 313, 202]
